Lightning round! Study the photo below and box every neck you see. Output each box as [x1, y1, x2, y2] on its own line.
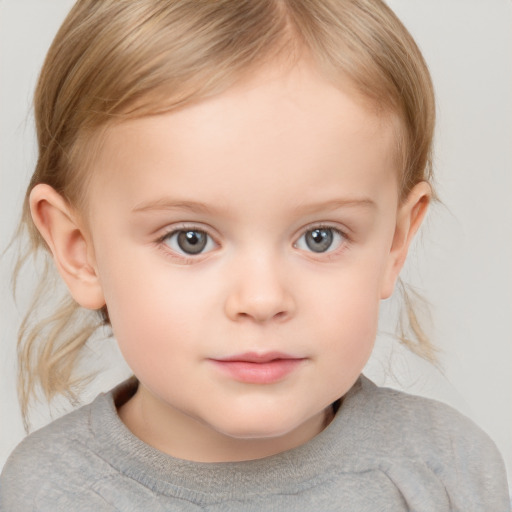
[118, 384, 334, 463]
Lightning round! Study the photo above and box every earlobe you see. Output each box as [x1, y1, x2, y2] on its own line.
[380, 182, 431, 299]
[29, 184, 105, 310]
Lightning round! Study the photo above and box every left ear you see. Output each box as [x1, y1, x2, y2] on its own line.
[380, 181, 431, 299]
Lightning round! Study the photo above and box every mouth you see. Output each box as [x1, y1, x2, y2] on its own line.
[209, 352, 306, 384]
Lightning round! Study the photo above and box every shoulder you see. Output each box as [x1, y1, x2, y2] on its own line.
[359, 376, 498, 453]
[0, 396, 117, 511]
[351, 376, 510, 508]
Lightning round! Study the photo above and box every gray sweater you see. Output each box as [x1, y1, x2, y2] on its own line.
[0, 376, 509, 511]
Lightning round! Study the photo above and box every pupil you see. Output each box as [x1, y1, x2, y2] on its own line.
[177, 230, 207, 254]
[306, 228, 333, 253]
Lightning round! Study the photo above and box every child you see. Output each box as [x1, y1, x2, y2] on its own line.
[0, 0, 509, 510]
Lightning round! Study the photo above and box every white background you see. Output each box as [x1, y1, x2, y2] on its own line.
[1, 0, 511, 486]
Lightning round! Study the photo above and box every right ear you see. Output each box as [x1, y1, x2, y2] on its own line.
[29, 184, 105, 310]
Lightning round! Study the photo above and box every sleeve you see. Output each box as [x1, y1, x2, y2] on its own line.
[427, 401, 510, 511]
[0, 431, 117, 512]
[370, 382, 511, 512]
[1, 436, 43, 511]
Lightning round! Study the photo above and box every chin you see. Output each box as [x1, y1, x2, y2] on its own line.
[208, 408, 320, 442]
[219, 425, 293, 440]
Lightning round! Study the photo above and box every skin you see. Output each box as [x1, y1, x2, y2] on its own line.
[30, 60, 430, 463]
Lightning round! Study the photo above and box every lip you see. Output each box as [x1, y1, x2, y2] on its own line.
[209, 352, 305, 384]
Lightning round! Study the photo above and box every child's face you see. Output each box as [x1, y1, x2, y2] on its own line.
[76, 61, 422, 460]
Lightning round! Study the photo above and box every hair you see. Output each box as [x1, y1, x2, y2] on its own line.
[15, 0, 436, 428]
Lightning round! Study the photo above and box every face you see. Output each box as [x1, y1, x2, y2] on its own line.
[81, 61, 413, 461]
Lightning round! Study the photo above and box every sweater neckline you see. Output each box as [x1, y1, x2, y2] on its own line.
[89, 375, 374, 501]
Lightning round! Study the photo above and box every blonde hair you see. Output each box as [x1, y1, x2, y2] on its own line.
[16, 0, 436, 426]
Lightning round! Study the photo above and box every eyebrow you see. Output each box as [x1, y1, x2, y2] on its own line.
[132, 198, 219, 215]
[132, 197, 376, 215]
[292, 198, 376, 215]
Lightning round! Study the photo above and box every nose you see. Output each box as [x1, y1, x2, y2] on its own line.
[224, 252, 296, 323]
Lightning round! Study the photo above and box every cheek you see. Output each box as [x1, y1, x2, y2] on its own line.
[104, 284, 194, 383]
[306, 258, 385, 360]
[299, 294, 378, 407]
[323, 289, 379, 361]
[94, 249, 195, 358]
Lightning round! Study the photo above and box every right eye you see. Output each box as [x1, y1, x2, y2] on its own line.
[162, 229, 216, 255]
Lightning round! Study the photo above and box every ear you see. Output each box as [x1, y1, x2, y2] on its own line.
[380, 181, 431, 299]
[29, 184, 105, 310]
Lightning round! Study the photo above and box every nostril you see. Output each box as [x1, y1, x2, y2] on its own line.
[233, 308, 289, 323]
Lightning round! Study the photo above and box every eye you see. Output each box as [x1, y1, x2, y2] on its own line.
[295, 227, 344, 253]
[162, 229, 216, 255]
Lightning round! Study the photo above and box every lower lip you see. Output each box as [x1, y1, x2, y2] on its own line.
[210, 359, 304, 384]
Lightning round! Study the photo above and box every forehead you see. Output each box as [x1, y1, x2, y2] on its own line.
[87, 60, 399, 216]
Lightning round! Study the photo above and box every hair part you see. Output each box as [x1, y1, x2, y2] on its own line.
[16, 0, 436, 427]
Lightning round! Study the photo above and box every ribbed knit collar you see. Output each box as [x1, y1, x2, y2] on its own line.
[88, 375, 375, 503]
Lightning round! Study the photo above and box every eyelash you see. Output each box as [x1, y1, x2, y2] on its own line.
[156, 224, 218, 264]
[294, 224, 349, 258]
[155, 223, 350, 263]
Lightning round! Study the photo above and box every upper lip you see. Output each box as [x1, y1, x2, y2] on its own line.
[212, 352, 302, 363]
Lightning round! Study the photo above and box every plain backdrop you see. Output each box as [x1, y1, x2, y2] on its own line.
[1, 0, 511, 486]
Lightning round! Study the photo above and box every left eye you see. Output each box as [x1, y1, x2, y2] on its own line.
[162, 229, 216, 255]
[295, 227, 344, 253]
